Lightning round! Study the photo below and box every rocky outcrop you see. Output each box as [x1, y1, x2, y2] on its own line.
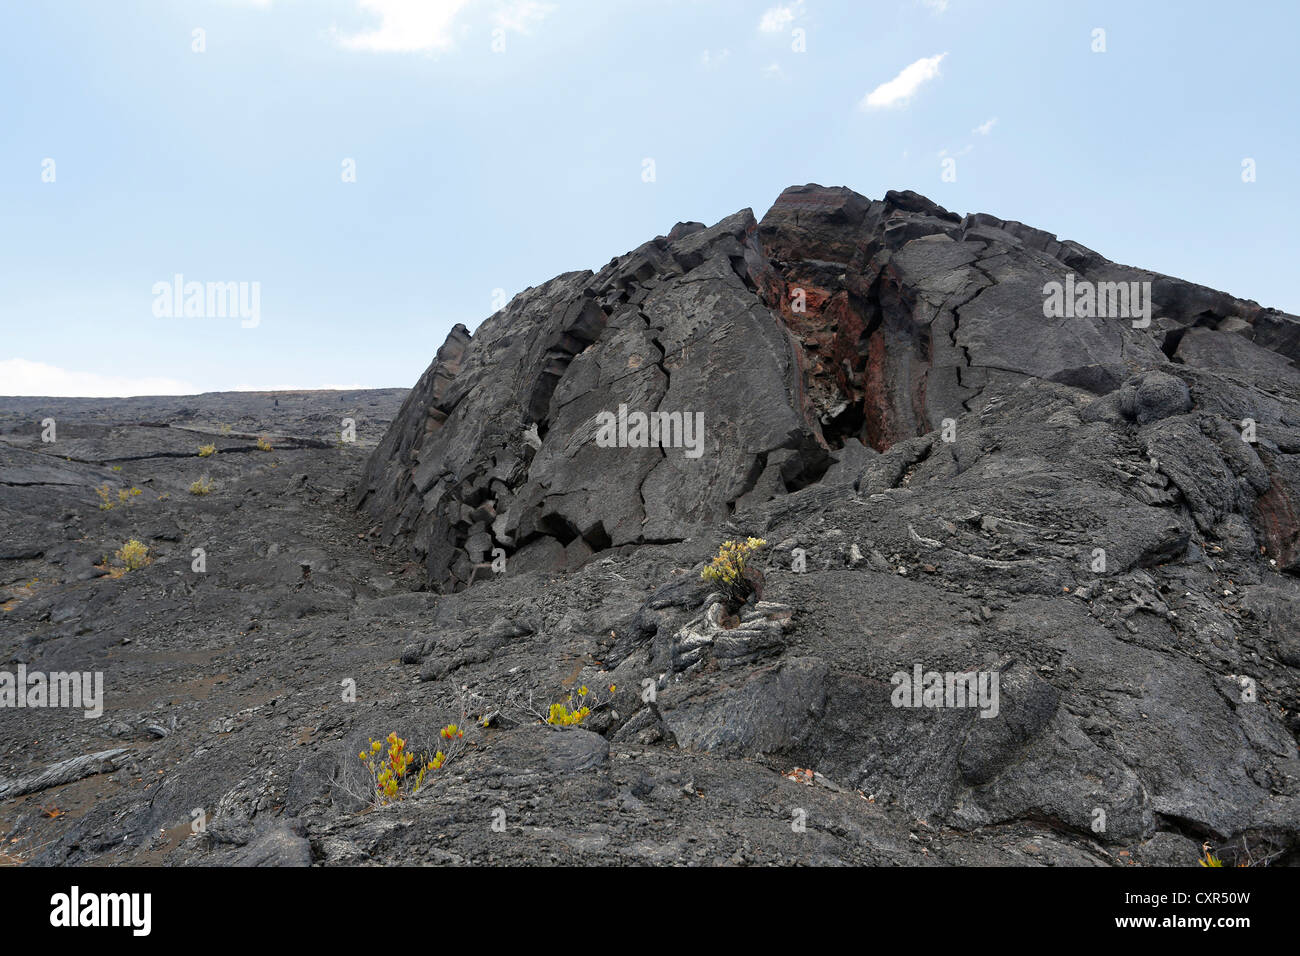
[350, 185, 1300, 864]
[355, 208, 831, 589]
[357, 184, 1300, 594]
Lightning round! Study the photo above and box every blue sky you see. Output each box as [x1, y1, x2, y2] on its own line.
[2, 0, 1297, 396]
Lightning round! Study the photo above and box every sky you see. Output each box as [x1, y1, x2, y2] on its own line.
[2, 0, 1297, 396]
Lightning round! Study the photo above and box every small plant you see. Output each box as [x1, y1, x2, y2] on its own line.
[96, 485, 143, 510]
[701, 537, 767, 606]
[545, 684, 613, 727]
[219, 423, 232, 435]
[189, 476, 215, 496]
[95, 485, 115, 510]
[439, 723, 465, 744]
[110, 465, 122, 472]
[547, 700, 589, 726]
[256, 435, 273, 452]
[430, 722, 469, 769]
[358, 732, 438, 805]
[114, 538, 150, 572]
[198, 444, 216, 457]
[1198, 845, 1246, 867]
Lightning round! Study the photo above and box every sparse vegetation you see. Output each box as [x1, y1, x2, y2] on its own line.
[114, 538, 150, 572]
[353, 712, 477, 807]
[358, 732, 438, 805]
[198, 444, 216, 457]
[701, 537, 767, 606]
[95, 485, 115, 510]
[544, 684, 613, 727]
[255, 435, 273, 452]
[94, 484, 144, 511]
[189, 476, 215, 495]
[546, 700, 589, 726]
[431, 722, 467, 769]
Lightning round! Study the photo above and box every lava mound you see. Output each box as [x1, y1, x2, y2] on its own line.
[356, 184, 1300, 592]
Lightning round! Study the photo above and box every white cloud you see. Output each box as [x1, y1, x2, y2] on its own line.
[759, 1, 804, 34]
[700, 48, 730, 70]
[337, 0, 474, 53]
[919, 0, 949, 12]
[0, 359, 199, 398]
[859, 52, 947, 110]
[762, 61, 785, 79]
[973, 116, 997, 135]
[232, 0, 552, 53]
[493, 0, 555, 34]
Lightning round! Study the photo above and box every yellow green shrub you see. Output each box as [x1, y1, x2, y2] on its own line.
[545, 684, 613, 727]
[701, 537, 767, 602]
[358, 731, 457, 805]
[96, 485, 144, 510]
[95, 485, 115, 510]
[114, 539, 150, 571]
[198, 444, 216, 457]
